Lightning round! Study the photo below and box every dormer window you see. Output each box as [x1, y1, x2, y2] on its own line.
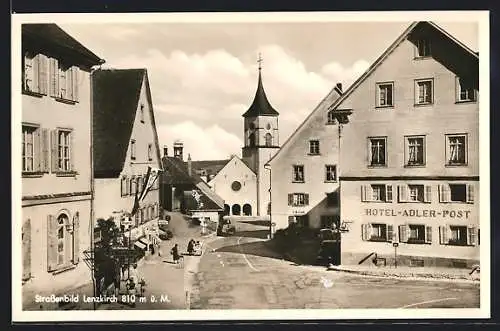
[456, 77, 477, 102]
[140, 104, 145, 123]
[327, 110, 337, 125]
[416, 39, 431, 58]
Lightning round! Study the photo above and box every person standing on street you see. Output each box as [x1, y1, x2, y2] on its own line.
[171, 243, 180, 264]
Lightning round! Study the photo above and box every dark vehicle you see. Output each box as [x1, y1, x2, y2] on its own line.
[158, 219, 173, 240]
[316, 228, 341, 265]
[217, 218, 236, 236]
[159, 230, 173, 240]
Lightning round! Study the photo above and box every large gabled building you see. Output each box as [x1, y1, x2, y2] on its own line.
[328, 21, 479, 267]
[92, 68, 163, 252]
[21, 24, 104, 309]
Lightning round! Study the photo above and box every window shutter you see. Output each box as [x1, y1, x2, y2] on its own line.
[424, 185, 432, 203]
[121, 177, 125, 196]
[399, 225, 408, 243]
[50, 130, 58, 172]
[47, 214, 58, 272]
[49, 58, 59, 97]
[34, 128, 41, 172]
[32, 54, 40, 93]
[22, 219, 32, 281]
[72, 212, 80, 264]
[439, 184, 450, 203]
[425, 226, 432, 244]
[361, 185, 369, 202]
[38, 54, 48, 94]
[398, 185, 407, 202]
[66, 67, 73, 100]
[386, 185, 393, 202]
[70, 131, 75, 172]
[41, 129, 49, 172]
[361, 224, 369, 241]
[126, 178, 130, 195]
[467, 184, 474, 203]
[439, 225, 449, 245]
[386, 224, 394, 242]
[305, 194, 310, 206]
[72, 66, 79, 102]
[467, 227, 477, 246]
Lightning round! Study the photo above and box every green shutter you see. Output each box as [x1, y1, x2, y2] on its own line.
[399, 225, 408, 243]
[49, 58, 59, 97]
[47, 215, 58, 271]
[439, 226, 449, 245]
[38, 54, 48, 95]
[386, 224, 394, 242]
[72, 212, 80, 264]
[22, 219, 31, 281]
[32, 54, 40, 93]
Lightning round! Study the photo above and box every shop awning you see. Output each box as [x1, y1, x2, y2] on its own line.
[134, 241, 146, 250]
[139, 237, 150, 246]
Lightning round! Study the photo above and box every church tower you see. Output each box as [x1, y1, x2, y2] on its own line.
[242, 54, 280, 217]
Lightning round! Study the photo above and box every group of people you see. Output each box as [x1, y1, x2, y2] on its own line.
[169, 239, 202, 264]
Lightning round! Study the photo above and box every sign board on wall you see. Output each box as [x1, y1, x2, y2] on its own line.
[364, 208, 472, 219]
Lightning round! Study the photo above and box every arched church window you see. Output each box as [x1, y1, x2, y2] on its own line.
[265, 133, 272, 147]
[266, 123, 271, 130]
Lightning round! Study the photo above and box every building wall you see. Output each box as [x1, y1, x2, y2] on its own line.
[337, 37, 479, 266]
[270, 88, 342, 231]
[208, 156, 257, 216]
[21, 48, 95, 302]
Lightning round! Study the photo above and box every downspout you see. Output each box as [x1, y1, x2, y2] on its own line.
[264, 163, 272, 238]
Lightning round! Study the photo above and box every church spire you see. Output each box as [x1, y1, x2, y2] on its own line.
[242, 53, 279, 118]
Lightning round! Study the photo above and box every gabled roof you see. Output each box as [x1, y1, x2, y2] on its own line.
[191, 159, 230, 177]
[242, 70, 279, 117]
[268, 21, 478, 165]
[209, 155, 256, 184]
[93, 68, 162, 178]
[162, 157, 225, 210]
[22, 24, 104, 68]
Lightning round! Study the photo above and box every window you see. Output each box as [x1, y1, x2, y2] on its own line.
[405, 135, 425, 166]
[137, 176, 143, 194]
[130, 176, 137, 195]
[56, 130, 72, 172]
[439, 183, 474, 203]
[377, 82, 394, 107]
[121, 176, 128, 197]
[47, 212, 80, 272]
[361, 223, 393, 242]
[415, 79, 433, 105]
[440, 225, 478, 246]
[456, 77, 477, 102]
[292, 165, 304, 182]
[148, 143, 153, 161]
[23, 52, 48, 95]
[287, 193, 309, 207]
[446, 134, 467, 165]
[140, 104, 145, 123]
[47, 58, 79, 102]
[368, 137, 387, 166]
[399, 224, 432, 244]
[22, 125, 37, 172]
[325, 165, 337, 182]
[327, 110, 337, 125]
[309, 140, 320, 155]
[248, 132, 255, 147]
[398, 184, 432, 203]
[265, 133, 272, 146]
[131, 140, 136, 160]
[416, 39, 431, 57]
[361, 184, 393, 202]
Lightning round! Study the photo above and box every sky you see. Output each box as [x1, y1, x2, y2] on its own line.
[59, 20, 478, 161]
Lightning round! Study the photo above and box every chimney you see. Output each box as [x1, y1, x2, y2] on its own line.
[173, 140, 184, 160]
[336, 83, 342, 93]
[187, 153, 192, 176]
[163, 145, 168, 157]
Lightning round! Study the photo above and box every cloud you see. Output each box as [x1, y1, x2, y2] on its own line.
[157, 121, 243, 161]
[321, 59, 370, 89]
[105, 45, 367, 159]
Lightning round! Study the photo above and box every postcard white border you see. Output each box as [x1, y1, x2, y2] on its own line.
[12, 10, 490, 322]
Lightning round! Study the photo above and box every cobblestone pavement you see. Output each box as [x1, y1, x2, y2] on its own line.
[190, 219, 480, 309]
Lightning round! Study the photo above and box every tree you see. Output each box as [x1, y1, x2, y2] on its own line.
[94, 217, 122, 295]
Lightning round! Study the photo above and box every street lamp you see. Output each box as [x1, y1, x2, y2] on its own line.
[264, 163, 272, 239]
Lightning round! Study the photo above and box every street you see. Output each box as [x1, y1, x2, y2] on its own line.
[190, 219, 480, 309]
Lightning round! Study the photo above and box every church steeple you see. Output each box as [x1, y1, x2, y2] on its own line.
[242, 54, 279, 118]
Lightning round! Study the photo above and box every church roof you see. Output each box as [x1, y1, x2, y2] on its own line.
[191, 159, 230, 177]
[242, 70, 279, 117]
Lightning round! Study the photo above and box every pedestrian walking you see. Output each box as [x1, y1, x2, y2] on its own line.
[157, 242, 162, 257]
[187, 239, 194, 255]
[171, 243, 180, 264]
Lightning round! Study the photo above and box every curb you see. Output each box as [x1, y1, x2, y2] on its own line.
[327, 266, 480, 283]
